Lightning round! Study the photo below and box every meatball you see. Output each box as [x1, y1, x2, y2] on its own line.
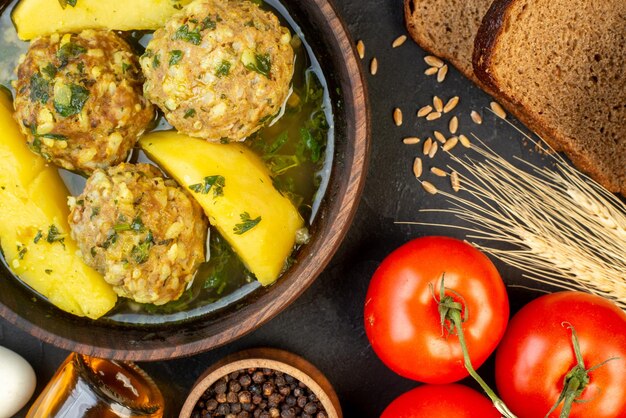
[140, 0, 294, 142]
[13, 30, 154, 173]
[68, 163, 208, 305]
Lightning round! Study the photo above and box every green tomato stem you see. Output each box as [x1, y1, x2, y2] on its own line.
[545, 323, 618, 418]
[447, 308, 518, 418]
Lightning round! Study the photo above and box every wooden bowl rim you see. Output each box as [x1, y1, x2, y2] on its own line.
[179, 348, 343, 418]
[0, 0, 370, 360]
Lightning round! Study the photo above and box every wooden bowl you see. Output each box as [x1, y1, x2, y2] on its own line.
[0, 0, 369, 360]
[179, 348, 342, 418]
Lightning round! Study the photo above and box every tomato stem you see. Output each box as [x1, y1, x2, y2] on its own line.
[435, 278, 518, 418]
[546, 323, 618, 418]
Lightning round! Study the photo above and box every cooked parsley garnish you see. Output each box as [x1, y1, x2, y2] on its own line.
[184, 108, 196, 118]
[30, 73, 50, 104]
[244, 53, 271, 78]
[189, 175, 225, 197]
[169, 50, 183, 66]
[173, 24, 202, 45]
[233, 212, 261, 235]
[215, 60, 231, 77]
[54, 84, 89, 117]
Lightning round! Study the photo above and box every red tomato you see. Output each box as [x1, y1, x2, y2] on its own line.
[381, 384, 501, 418]
[496, 291, 626, 418]
[364, 236, 509, 383]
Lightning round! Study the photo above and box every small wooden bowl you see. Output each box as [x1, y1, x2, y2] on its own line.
[179, 348, 342, 418]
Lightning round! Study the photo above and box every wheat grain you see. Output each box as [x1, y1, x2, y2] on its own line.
[444, 96, 459, 113]
[428, 141, 438, 158]
[392, 35, 407, 48]
[413, 157, 422, 178]
[431, 167, 447, 177]
[423, 137, 433, 155]
[421, 180, 438, 194]
[403, 137, 420, 145]
[437, 65, 448, 83]
[443, 136, 458, 151]
[449, 116, 459, 134]
[450, 171, 460, 192]
[370, 58, 378, 75]
[490, 101, 507, 119]
[424, 55, 443, 68]
[426, 111, 442, 121]
[433, 96, 443, 113]
[470, 110, 483, 124]
[459, 134, 471, 148]
[434, 131, 446, 144]
[393, 108, 402, 126]
[424, 67, 438, 76]
[356, 40, 365, 59]
[418, 105, 433, 117]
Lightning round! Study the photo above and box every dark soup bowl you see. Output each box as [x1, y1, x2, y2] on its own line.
[0, 0, 369, 360]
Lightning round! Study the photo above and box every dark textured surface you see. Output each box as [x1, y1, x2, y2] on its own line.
[2, 0, 563, 416]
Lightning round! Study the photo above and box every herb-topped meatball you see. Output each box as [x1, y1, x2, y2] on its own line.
[13, 30, 154, 173]
[140, 0, 294, 142]
[68, 163, 208, 305]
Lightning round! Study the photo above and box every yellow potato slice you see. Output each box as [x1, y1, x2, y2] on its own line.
[12, 0, 193, 41]
[140, 132, 304, 286]
[0, 92, 117, 319]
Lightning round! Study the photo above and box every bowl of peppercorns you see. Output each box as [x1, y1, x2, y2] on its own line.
[180, 348, 342, 418]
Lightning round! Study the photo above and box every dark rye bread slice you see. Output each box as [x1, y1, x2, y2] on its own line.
[474, 0, 626, 195]
[404, 0, 493, 83]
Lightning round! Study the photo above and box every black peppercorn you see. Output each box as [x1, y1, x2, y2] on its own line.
[191, 368, 328, 418]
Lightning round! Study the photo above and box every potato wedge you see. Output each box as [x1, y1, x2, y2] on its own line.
[12, 0, 193, 41]
[140, 132, 304, 285]
[0, 93, 117, 319]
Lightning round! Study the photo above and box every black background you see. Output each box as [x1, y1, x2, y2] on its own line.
[1, 0, 566, 416]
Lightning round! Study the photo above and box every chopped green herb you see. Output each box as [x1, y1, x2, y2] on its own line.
[101, 231, 118, 249]
[265, 130, 288, 155]
[58, 0, 77, 8]
[172, 24, 202, 45]
[299, 127, 322, 163]
[243, 52, 272, 78]
[54, 84, 89, 117]
[169, 50, 183, 66]
[184, 108, 196, 118]
[90, 207, 100, 220]
[40, 133, 68, 141]
[45, 269, 53, 274]
[46, 224, 65, 247]
[244, 20, 255, 27]
[172, 2, 183, 10]
[130, 231, 154, 264]
[42, 63, 57, 78]
[17, 244, 27, 260]
[30, 73, 50, 104]
[114, 216, 145, 232]
[152, 54, 161, 68]
[121, 62, 131, 74]
[264, 154, 299, 175]
[219, 137, 229, 144]
[188, 175, 225, 197]
[200, 16, 216, 30]
[233, 212, 261, 235]
[56, 42, 86, 67]
[90, 247, 97, 257]
[215, 60, 231, 77]
[77, 62, 85, 74]
[34, 230, 43, 245]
